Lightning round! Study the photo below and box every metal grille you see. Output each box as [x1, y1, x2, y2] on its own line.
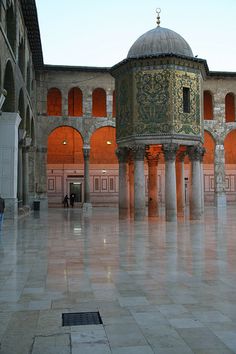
[62, 312, 103, 326]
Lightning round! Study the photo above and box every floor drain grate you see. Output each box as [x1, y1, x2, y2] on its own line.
[62, 311, 103, 326]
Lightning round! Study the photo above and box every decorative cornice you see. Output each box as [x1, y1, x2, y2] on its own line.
[116, 147, 129, 163]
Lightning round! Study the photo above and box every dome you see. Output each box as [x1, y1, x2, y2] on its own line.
[127, 26, 193, 59]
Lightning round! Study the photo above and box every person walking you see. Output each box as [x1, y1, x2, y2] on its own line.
[70, 193, 75, 208]
[0, 195, 5, 230]
[63, 194, 69, 208]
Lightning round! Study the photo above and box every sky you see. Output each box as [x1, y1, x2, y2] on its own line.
[35, 0, 236, 72]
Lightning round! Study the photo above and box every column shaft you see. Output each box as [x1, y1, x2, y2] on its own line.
[163, 144, 178, 221]
[17, 146, 23, 205]
[83, 147, 92, 209]
[129, 160, 134, 217]
[116, 147, 129, 218]
[22, 147, 29, 205]
[176, 155, 185, 214]
[146, 154, 158, 217]
[214, 144, 226, 207]
[131, 145, 146, 220]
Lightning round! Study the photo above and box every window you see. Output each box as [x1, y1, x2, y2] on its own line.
[183, 87, 190, 113]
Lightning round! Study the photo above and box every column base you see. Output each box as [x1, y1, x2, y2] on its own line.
[83, 202, 92, 212]
[214, 193, 227, 208]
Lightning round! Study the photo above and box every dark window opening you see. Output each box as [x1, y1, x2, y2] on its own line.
[183, 87, 190, 113]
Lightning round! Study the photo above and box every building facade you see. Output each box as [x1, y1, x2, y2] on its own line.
[0, 0, 236, 218]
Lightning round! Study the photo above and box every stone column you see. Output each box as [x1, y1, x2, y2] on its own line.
[22, 138, 31, 205]
[116, 147, 129, 218]
[130, 145, 146, 220]
[176, 152, 185, 214]
[36, 146, 48, 209]
[129, 159, 134, 217]
[188, 145, 204, 220]
[163, 144, 178, 221]
[214, 144, 227, 207]
[83, 146, 92, 211]
[146, 152, 159, 217]
[200, 148, 205, 215]
[28, 146, 36, 202]
[22, 137, 32, 206]
[17, 143, 23, 206]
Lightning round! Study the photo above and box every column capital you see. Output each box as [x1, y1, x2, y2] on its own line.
[129, 144, 146, 161]
[116, 147, 129, 163]
[162, 143, 178, 161]
[188, 144, 205, 161]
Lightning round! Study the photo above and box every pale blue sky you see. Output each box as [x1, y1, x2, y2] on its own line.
[36, 0, 236, 72]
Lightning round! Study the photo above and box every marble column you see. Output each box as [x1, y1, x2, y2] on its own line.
[146, 152, 159, 217]
[188, 145, 204, 220]
[163, 143, 178, 221]
[176, 152, 185, 215]
[36, 146, 48, 209]
[116, 147, 129, 218]
[214, 144, 227, 207]
[17, 143, 23, 206]
[200, 148, 206, 215]
[22, 137, 32, 206]
[130, 144, 146, 220]
[83, 146, 92, 211]
[129, 159, 134, 217]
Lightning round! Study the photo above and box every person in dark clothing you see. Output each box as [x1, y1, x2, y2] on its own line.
[70, 194, 75, 208]
[63, 194, 69, 208]
[0, 195, 5, 230]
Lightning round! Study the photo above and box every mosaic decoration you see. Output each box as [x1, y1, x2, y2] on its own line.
[116, 73, 133, 140]
[173, 70, 201, 135]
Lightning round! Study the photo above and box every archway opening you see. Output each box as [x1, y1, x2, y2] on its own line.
[47, 126, 84, 205]
[92, 88, 107, 117]
[2, 61, 15, 112]
[204, 91, 213, 120]
[203, 130, 215, 204]
[68, 87, 83, 116]
[225, 93, 235, 123]
[47, 88, 62, 116]
[225, 130, 236, 202]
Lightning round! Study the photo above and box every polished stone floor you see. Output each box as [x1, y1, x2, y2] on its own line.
[1, 206, 236, 353]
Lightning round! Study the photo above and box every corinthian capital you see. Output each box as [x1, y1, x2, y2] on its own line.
[162, 143, 178, 161]
[188, 144, 205, 161]
[129, 144, 146, 161]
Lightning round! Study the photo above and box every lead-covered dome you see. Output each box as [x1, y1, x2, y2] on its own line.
[127, 26, 193, 59]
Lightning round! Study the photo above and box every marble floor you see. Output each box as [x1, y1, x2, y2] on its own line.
[1, 206, 236, 353]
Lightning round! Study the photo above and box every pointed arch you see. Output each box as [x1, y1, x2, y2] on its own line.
[92, 88, 107, 117]
[68, 87, 83, 116]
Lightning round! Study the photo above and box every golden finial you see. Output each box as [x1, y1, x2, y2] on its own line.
[156, 8, 161, 27]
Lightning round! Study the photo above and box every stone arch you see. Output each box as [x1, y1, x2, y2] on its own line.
[18, 88, 25, 127]
[92, 88, 107, 117]
[6, 3, 16, 55]
[47, 88, 62, 116]
[224, 129, 236, 164]
[90, 126, 117, 164]
[2, 60, 15, 112]
[47, 126, 84, 164]
[112, 90, 116, 117]
[203, 130, 215, 164]
[204, 90, 213, 120]
[225, 92, 235, 123]
[68, 87, 83, 116]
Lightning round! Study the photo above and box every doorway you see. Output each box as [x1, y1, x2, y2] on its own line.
[69, 182, 82, 203]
